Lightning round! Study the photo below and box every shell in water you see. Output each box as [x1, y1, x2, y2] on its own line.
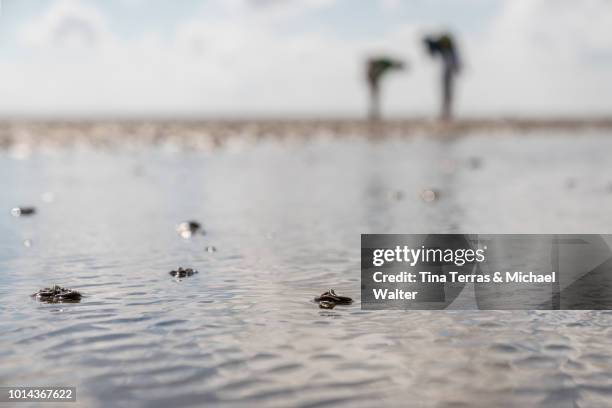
[176, 221, 204, 239]
[32, 285, 82, 303]
[11, 207, 36, 217]
[169, 267, 198, 278]
[314, 289, 353, 305]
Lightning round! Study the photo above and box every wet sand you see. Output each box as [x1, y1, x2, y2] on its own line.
[2, 124, 612, 407]
[1, 118, 612, 149]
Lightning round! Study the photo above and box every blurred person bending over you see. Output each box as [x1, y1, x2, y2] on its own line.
[366, 57, 405, 121]
[424, 33, 461, 121]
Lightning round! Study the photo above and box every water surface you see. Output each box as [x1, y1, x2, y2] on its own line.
[2, 131, 612, 407]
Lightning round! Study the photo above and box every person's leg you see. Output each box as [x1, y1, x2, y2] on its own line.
[370, 83, 380, 120]
[442, 68, 452, 120]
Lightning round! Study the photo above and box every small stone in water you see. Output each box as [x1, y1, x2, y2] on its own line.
[389, 191, 404, 201]
[32, 285, 82, 303]
[420, 189, 438, 203]
[169, 267, 198, 278]
[314, 289, 353, 307]
[177, 221, 204, 239]
[11, 207, 36, 217]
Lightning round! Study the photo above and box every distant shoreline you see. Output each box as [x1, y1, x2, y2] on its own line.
[1, 118, 611, 149]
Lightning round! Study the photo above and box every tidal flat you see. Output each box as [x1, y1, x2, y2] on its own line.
[2, 122, 612, 407]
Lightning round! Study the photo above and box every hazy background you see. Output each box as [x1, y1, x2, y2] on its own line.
[3, 3, 612, 408]
[0, 0, 611, 118]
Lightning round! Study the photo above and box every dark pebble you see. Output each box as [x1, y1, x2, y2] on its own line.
[314, 289, 353, 307]
[11, 207, 36, 217]
[32, 285, 82, 303]
[177, 220, 205, 238]
[169, 267, 198, 278]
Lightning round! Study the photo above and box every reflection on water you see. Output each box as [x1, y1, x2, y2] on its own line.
[2, 131, 612, 407]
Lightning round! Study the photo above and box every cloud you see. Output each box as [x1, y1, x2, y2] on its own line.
[465, 0, 612, 114]
[223, 0, 335, 18]
[19, 0, 113, 50]
[2, 0, 365, 116]
[0, 0, 611, 117]
[379, 0, 403, 12]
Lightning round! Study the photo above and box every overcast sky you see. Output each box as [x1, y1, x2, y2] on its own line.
[0, 0, 611, 118]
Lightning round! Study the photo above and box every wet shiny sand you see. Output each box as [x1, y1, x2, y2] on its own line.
[2, 129, 612, 407]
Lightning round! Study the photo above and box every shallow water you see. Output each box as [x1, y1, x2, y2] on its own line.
[2, 131, 612, 407]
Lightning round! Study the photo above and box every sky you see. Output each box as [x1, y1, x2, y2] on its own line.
[0, 0, 611, 118]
